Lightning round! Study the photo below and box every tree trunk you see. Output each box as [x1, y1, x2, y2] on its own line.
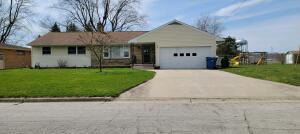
[99, 60, 102, 72]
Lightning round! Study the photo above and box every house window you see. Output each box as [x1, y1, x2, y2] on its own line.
[180, 53, 184, 56]
[111, 46, 121, 59]
[42, 47, 51, 55]
[68, 46, 76, 54]
[174, 53, 178, 57]
[186, 53, 190, 56]
[77, 46, 86, 54]
[0, 54, 3, 60]
[109, 46, 130, 59]
[103, 48, 110, 58]
[192, 53, 197, 56]
[16, 50, 25, 55]
[123, 47, 130, 58]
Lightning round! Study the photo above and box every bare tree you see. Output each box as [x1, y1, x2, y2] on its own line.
[196, 15, 224, 36]
[79, 32, 111, 72]
[54, 0, 146, 32]
[0, 0, 32, 44]
[108, 0, 146, 31]
[39, 16, 56, 30]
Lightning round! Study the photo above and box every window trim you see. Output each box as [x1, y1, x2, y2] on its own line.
[42, 47, 51, 55]
[123, 46, 130, 58]
[0, 53, 4, 60]
[68, 46, 77, 55]
[77, 46, 86, 54]
[123, 51, 130, 58]
[104, 45, 130, 59]
[103, 48, 110, 59]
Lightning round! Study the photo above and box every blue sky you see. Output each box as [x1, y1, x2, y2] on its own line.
[28, 0, 300, 52]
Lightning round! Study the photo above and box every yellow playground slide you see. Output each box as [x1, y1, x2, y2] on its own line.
[257, 57, 264, 65]
[230, 55, 241, 66]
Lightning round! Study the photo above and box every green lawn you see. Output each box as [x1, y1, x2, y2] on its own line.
[0, 68, 155, 98]
[222, 64, 300, 86]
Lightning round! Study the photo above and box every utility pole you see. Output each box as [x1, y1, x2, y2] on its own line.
[270, 46, 273, 53]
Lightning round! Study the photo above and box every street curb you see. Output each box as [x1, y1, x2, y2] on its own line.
[0, 97, 114, 103]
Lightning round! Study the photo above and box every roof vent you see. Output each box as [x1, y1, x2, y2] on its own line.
[168, 21, 182, 25]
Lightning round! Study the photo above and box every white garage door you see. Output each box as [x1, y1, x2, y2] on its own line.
[159, 46, 212, 69]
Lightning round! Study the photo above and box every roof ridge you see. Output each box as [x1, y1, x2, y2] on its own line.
[0, 44, 30, 50]
[48, 31, 148, 33]
[29, 31, 147, 46]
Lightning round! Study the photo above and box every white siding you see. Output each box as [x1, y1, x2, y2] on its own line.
[32, 46, 91, 67]
[133, 24, 217, 66]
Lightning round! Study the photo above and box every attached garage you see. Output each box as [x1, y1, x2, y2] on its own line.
[160, 46, 212, 69]
[129, 20, 219, 69]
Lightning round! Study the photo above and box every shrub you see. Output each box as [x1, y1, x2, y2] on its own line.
[221, 56, 230, 68]
[57, 59, 68, 68]
[35, 63, 41, 69]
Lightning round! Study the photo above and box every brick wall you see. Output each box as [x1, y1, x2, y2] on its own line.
[132, 46, 143, 64]
[91, 57, 131, 67]
[0, 49, 31, 69]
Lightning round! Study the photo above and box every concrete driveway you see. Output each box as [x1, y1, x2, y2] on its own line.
[120, 70, 300, 99]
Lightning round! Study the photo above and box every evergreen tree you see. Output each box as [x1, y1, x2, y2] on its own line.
[217, 36, 238, 57]
[50, 22, 61, 32]
[66, 23, 79, 32]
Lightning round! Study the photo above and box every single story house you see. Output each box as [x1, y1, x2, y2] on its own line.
[28, 20, 220, 69]
[0, 44, 31, 69]
[285, 51, 299, 64]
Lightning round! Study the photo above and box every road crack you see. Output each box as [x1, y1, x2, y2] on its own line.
[244, 110, 254, 134]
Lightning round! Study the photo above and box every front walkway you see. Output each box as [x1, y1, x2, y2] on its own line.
[120, 70, 300, 99]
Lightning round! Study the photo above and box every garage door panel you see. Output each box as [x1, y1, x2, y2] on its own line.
[159, 47, 212, 69]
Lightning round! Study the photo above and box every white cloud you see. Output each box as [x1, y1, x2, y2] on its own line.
[223, 3, 300, 22]
[224, 14, 300, 52]
[224, 8, 281, 22]
[214, 0, 270, 17]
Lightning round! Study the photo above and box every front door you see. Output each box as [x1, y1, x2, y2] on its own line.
[142, 46, 151, 64]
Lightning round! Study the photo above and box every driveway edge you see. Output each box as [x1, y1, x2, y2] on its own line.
[0, 97, 114, 103]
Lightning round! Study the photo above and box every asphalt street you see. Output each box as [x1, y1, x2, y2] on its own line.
[0, 99, 299, 134]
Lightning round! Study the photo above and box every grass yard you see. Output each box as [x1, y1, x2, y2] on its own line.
[222, 64, 300, 86]
[0, 68, 155, 98]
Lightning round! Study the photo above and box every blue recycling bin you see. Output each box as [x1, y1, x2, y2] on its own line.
[206, 57, 217, 69]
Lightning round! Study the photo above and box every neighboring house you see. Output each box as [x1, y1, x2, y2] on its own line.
[0, 44, 31, 69]
[28, 20, 220, 69]
[267, 53, 284, 64]
[285, 51, 300, 64]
